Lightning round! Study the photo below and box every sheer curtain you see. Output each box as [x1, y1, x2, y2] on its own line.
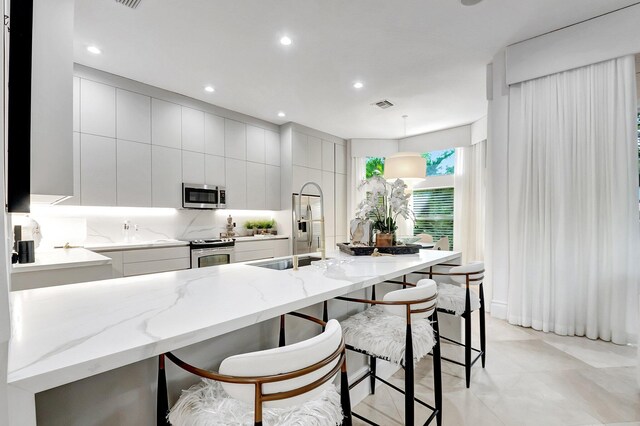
[348, 158, 368, 232]
[507, 55, 639, 344]
[453, 140, 486, 264]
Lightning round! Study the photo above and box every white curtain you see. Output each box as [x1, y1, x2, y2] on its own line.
[507, 55, 639, 344]
[453, 140, 486, 264]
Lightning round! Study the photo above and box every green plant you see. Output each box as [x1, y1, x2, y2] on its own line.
[264, 219, 275, 229]
[244, 220, 255, 229]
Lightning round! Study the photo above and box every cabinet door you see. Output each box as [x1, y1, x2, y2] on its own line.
[224, 119, 246, 160]
[322, 140, 335, 172]
[81, 134, 116, 206]
[266, 165, 281, 210]
[73, 77, 80, 132]
[335, 144, 347, 174]
[117, 140, 152, 207]
[246, 125, 265, 163]
[151, 99, 181, 149]
[152, 146, 182, 208]
[182, 107, 205, 153]
[116, 89, 151, 143]
[307, 136, 322, 170]
[225, 158, 247, 209]
[246, 162, 266, 210]
[265, 130, 280, 166]
[335, 173, 347, 238]
[292, 131, 307, 166]
[204, 113, 225, 156]
[59, 132, 81, 205]
[182, 151, 205, 185]
[80, 79, 115, 138]
[307, 168, 322, 196]
[322, 171, 335, 237]
[292, 166, 308, 195]
[205, 154, 225, 186]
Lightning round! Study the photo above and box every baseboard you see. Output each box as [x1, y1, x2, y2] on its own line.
[490, 300, 507, 319]
[347, 360, 400, 407]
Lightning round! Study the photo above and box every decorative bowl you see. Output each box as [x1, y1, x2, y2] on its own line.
[397, 236, 421, 245]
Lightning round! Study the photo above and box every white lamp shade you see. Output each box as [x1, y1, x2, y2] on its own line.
[384, 152, 426, 185]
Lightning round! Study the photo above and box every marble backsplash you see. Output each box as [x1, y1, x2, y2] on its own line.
[11, 206, 289, 249]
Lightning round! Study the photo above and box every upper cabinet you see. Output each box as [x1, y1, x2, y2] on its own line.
[151, 99, 181, 149]
[71, 72, 280, 210]
[335, 144, 347, 174]
[322, 140, 335, 172]
[292, 131, 308, 167]
[116, 89, 151, 144]
[307, 136, 322, 170]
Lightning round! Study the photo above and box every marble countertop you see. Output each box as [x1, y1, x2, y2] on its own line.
[234, 235, 289, 242]
[11, 248, 112, 274]
[85, 239, 189, 251]
[8, 249, 459, 393]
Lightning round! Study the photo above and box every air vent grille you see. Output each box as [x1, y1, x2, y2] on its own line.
[374, 99, 394, 109]
[116, 0, 142, 9]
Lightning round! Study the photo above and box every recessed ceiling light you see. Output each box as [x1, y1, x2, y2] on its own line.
[280, 36, 292, 46]
[353, 81, 364, 89]
[204, 86, 215, 93]
[277, 111, 286, 118]
[87, 45, 101, 55]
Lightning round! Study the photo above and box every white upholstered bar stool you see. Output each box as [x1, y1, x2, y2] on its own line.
[157, 313, 352, 426]
[336, 279, 443, 426]
[416, 233, 434, 243]
[422, 261, 485, 388]
[432, 237, 449, 251]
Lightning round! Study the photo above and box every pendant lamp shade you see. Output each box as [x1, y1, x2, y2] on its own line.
[384, 152, 426, 186]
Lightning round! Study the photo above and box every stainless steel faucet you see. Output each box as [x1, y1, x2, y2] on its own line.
[292, 181, 326, 259]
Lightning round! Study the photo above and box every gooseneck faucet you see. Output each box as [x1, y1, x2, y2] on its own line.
[292, 181, 326, 260]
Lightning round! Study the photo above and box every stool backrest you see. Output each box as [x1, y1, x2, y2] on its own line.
[219, 319, 343, 409]
[382, 279, 437, 320]
[449, 261, 484, 285]
[416, 233, 433, 243]
[432, 236, 449, 250]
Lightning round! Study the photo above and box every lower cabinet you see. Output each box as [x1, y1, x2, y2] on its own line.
[233, 239, 289, 263]
[94, 246, 190, 278]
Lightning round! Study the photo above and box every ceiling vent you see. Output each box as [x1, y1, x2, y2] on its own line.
[373, 99, 395, 109]
[115, 0, 142, 9]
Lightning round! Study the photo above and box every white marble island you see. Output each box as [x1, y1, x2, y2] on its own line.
[8, 249, 460, 425]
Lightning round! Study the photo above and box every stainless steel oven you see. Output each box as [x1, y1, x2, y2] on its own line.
[183, 183, 226, 209]
[189, 239, 235, 268]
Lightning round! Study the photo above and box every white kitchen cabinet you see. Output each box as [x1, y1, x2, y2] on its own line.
[292, 131, 308, 166]
[117, 140, 152, 207]
[322, 140, 335, 172]
[307, 136, 322, 170]
[265, 165, 281, 211]
[292, 166, 308, 194]
[322, 171, 335, 237]
[59, 132, 81, 205]
[116, 89, 151, 144]
[225, 158, 247, 209]
[234, 238, 290, 262]
[182, 107, 205, 153]
[225, 119, 246, 160]
[335, 144, 347, 174]
[246, 125, 265, 164]
[246, 162, 266, 210]
[73, 77, 80, 132]
[265, 130, 280, 166]
[182, 151, 205, 185]
[204, 113, 225, 156]
[95, 246, 191, 278]
[152, 146, 182, 208]
[151, 99, 181, 149]
[81, 134, 117, 206]
[307, 168, 322, 196]
[205, 155, 225, 186]
[335, 173, 347, 238]
[80, 79, 116, 138]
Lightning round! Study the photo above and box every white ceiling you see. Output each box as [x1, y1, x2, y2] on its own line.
[73, 0, 639, 139]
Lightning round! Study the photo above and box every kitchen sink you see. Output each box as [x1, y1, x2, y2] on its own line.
[250, 256, 323, 271]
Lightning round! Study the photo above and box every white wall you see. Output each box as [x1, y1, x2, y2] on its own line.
[398, 124, 471, 152]
[506, 3, 640, 85]
[350, 138, 398, 158]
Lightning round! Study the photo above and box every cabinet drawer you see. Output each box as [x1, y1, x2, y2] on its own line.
[234, 249, 274, 263]
[123, 258, 190, 277]
[123, 246, 189, 263]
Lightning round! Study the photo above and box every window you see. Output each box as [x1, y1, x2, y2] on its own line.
[422, 149, 455, 176]
[413, 187, 454, 250]
[365, 157, 385, 179]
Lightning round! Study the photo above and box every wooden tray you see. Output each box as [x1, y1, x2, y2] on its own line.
[336, 243, 422, 256]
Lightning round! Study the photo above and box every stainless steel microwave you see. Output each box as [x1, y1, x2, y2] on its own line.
[182, 183, 226, 209]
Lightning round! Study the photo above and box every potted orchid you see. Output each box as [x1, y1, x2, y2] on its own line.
[355, 175, 413, 247]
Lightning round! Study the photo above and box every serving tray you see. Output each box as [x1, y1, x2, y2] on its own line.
[337, 242, 422, 256]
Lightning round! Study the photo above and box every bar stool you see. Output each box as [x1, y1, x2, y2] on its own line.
[432, 237, 449, 251]
[336, 279, 442, 426]
[157, 313, 352, 426]
[423, 261, 485, 388]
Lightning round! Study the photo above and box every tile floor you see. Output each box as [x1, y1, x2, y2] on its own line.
[352, 313, 639, 426]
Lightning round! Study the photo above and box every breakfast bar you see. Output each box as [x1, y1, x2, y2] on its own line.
[8, 249, 460, 425]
